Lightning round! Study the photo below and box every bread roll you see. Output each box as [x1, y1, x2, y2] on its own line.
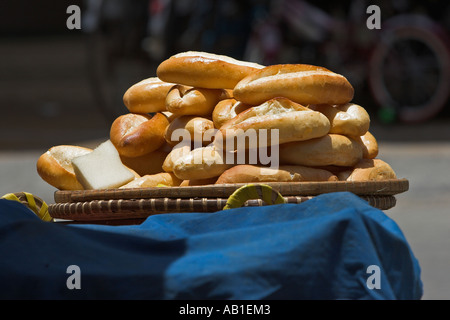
[216, 97, 330, 149]
[157, 51, 264, 89]
[337, 159, 397, 181]
[120, 172, 182, 188]
[212, 98, 252, 129]
[354, 131, 379, 159]
[279, 134, 363, 167]
[165, 84, 230, 116]
[172, 145, 233, 180]
[110, 112, 169, 157]
[37, 145, 92, 190]
[215, 164, 338, 184]
[123, 77, 175, 113]
[164, 115, 215, 147]
[180, 177, 218, 186]
[233, 64, 354, 106]
[310, 103, 370, 137]
[162, 144, 192, 173]
[120, 147, 170, 176]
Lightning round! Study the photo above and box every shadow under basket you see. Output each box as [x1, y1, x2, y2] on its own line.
[48, 179, 409, 225]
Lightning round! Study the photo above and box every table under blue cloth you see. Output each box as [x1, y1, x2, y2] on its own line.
[0, 192, 422, 300]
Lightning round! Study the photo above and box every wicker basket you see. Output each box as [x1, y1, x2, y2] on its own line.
[48, 179, 409, 224]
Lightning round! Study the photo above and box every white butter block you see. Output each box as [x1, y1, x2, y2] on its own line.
[72, 140, 135, 190]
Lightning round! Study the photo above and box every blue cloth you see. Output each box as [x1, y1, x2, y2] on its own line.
[0, 192, 422, 300]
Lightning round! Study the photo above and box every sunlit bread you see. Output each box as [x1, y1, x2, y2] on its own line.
[212, 98, 252, 129]
[110, 112, 169, 157]
[215, 97, 330, 149]
[171, 145, 233, 180]
[215, 164, 338, 184]
[157, 51, 264, 89]
[337, 158, 397, 181]
[165, 84, 231, 116]
[164, 115, 215, 147]
[120, 172, 182, 188]
[36, 145, 92, 190]
[123, 77, 175, 113]
[310, 103, 370, 137]
[279, 134, 363, 167]
[233, 64, 354, 106]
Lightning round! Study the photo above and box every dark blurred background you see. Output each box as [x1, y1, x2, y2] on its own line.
[0, 0, 449, 150]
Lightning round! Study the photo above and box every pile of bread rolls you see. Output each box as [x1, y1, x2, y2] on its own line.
[37, 51, 397, 191]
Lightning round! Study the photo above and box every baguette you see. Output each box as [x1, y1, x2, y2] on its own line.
[216, 97, 330, 149]
[279, 134, 363, 167]
[337, 159, 397, 181]
[110, 112, 169, 157]
[157, 51, 264, 89]
[123, 77, 175, 113]
[215, 164, 338, 184]
[233, 64, 354, 106]
[120, 172, 182, 188]
[36, 145, 92, 190]
[310, 103, 370, 137]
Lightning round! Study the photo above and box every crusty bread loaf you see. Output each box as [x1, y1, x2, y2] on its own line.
[212, 98, 252, 129]
[180, 177, 218, 186]
[279, 134, 363, 167]
[120, 147, 170, 176]
[123, 77, 175, 113]
[337, 158, 397, 181]
[120, 172, 182, 188]
[172, 145, 233, 180]
[165, 84, 231, 116]
[216, 97, 330, 149]
[36, 145, 92, 190]
[215, 164, 338, 184]
[110, 112, 169, 157]
[162, 144, 192, 173]
[353, 131, 379, 159]
[157, 51, 264, 89]
[310, 103, 370, 137]
[164, 115, 215, 147]
[233, 64, 354, 106]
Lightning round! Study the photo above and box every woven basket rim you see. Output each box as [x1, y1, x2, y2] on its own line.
[54, 179, 409, 203]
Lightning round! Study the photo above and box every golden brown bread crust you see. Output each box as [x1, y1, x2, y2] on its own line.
[279, 134, 363, 167]
[212, 98, 252, 129]
[120, 172, 182, 188]
[216, 97, 330, 149]
[233, 64, 354, 106]
[180, 177, 218, 186]
[36, 145, 92, 190]
[215, 164, 338, 184]
[156, 51, 264, 89]
[120, 147, 170, 176]
[309, 103, 370, 137]
[337, 159, 397, 181]
[171, 146, 233, 180]
[123, 77, 175, 113]
[162, 144, 192, 173]
[110, 113, 169, 157]
[165, 84, 231, 116]
[355, 131, 379, 159]
[164, 115, 215, 147]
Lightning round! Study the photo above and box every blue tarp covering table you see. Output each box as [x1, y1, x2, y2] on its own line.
[0, 192, 422, 300]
